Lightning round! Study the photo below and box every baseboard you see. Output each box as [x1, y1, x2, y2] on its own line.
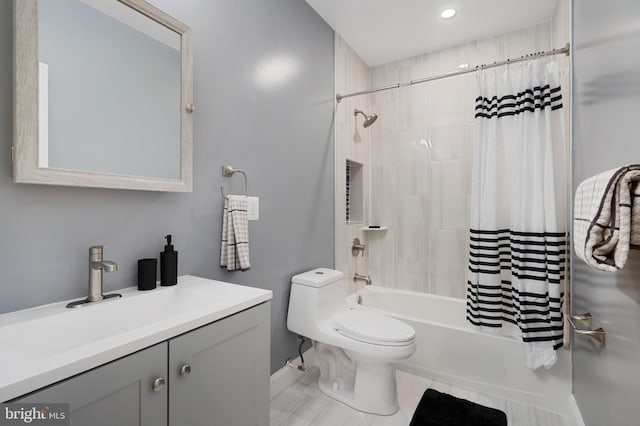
[270, 348, 315, 400]
[569, 394, 586, 426]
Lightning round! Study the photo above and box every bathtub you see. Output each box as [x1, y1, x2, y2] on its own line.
[347, 286, 571, 415]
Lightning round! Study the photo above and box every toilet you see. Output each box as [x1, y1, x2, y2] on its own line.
[287, 268, 416, 415]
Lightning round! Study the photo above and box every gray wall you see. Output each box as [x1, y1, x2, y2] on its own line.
[0, 0, 335, 374]
[572, 0, 640, 423]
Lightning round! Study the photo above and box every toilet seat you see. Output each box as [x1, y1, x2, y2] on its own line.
[335, 310, 415, 346]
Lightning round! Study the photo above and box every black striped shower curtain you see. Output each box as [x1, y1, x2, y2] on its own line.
[466, 59, 568, 370]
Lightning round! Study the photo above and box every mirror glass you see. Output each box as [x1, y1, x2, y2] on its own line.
[13, 0, 192, 192]
[39, 0, 181, 179]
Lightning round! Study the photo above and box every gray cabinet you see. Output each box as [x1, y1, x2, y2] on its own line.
[17, 343, 168, 426]
[14, 302, 270, 426]
[169, 302, 270, 426]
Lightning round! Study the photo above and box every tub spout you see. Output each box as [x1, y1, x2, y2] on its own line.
[354, 273, 372, 285]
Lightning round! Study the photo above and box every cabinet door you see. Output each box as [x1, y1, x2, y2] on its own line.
[169, 302, 270, 426]
[16, 343, 168, 426]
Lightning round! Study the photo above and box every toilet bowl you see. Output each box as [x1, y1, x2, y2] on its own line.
[286, 268, 416, 415]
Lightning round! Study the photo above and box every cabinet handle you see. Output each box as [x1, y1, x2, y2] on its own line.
[179, 364, 191, 378]
[152, 377, 165, 392]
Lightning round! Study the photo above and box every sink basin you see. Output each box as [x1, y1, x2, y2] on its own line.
[0, 275, 272, 401]
[1, 287, 211, 356]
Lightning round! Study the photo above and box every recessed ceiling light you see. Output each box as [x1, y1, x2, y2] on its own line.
[458, 63, 469, 69]
[441, 8, 456, 19]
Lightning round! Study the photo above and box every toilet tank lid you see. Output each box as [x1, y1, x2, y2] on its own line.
[292, 268, 344, 287]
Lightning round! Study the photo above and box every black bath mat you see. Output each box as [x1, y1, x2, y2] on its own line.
[409, 388, 507, 426]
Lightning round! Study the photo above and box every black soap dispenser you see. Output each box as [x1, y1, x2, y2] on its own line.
[160, 234, 178, 286]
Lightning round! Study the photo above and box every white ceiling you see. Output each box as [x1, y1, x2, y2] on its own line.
[305, 0, 558, 67]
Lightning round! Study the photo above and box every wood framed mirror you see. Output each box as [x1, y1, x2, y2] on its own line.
[13, 0, 193, 192]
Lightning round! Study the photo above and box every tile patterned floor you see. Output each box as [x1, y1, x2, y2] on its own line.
[270, 367, 570, 426]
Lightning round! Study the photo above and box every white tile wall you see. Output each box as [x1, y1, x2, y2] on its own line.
[336, 23, 563, 299]
[334, 35, 372, 294]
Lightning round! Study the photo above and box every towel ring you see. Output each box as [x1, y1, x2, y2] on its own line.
[220, 165, 248, 197]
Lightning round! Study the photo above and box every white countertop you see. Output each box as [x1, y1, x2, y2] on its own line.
[0, 275, 272, 401]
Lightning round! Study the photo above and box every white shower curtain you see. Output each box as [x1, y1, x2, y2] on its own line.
[466, 59, 568, 370]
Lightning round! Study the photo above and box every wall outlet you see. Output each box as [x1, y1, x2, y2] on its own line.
[247, 196, 259, 221]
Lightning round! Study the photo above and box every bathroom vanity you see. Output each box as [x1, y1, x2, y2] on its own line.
[0, 276, 272, 426]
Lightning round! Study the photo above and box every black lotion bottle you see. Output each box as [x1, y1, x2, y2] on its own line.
[160, 234, 178, 286]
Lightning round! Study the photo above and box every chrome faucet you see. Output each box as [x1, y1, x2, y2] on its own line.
[354, 273, 372, 285]
[67, 246, 122, 308]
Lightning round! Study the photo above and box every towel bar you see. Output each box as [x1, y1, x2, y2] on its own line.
[570, 312, 593, 329]
[568, 312, 606, 347]
[220, 165, 248, 197]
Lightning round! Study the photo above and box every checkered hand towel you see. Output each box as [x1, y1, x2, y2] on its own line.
[220, 195, 251, 271]
[574, 164, 640, 271]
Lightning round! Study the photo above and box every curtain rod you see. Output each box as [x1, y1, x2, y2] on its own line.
[336, 43, 570, 103]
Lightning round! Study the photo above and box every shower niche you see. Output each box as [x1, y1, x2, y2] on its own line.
[345, 159, 363, 224]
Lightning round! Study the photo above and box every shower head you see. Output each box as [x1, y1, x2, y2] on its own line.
[354, 109, 378, 128]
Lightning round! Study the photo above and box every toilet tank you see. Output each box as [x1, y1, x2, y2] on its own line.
[287, 268, 347, 338]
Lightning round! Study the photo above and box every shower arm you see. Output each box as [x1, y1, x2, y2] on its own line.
[353, 108, 378, 128]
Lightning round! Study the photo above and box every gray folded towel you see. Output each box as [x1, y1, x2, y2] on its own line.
[220, 195, 250, 271]
[574, 164, 640, 271]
